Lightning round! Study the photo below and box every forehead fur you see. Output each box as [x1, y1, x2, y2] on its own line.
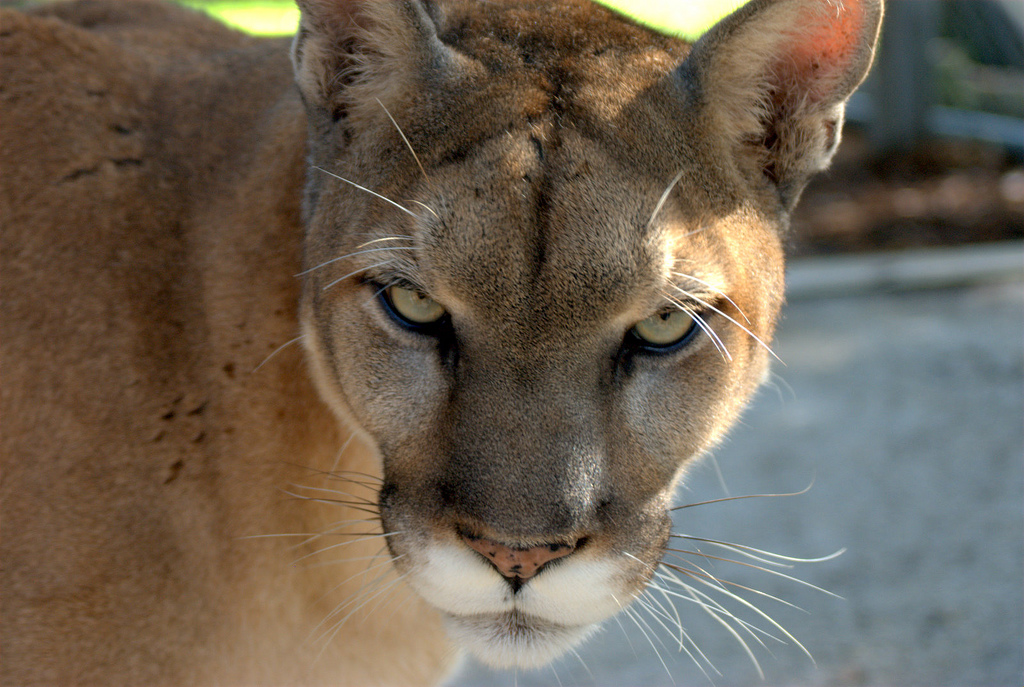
[351, 1, 698, 328]
[345, 0, 692, 165]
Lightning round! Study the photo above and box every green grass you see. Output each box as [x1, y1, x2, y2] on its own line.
[178, 1, 299, 35]
[595, 0, 745, 40]
[178, 0, 743, 40]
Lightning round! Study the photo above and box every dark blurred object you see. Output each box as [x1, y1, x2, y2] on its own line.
[791, 129, 1024, 257]
[850, 0, 1024, 154]
[792, 0, 1024, 257]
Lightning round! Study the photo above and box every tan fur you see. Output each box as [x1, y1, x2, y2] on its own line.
[1, 0, 880, 684]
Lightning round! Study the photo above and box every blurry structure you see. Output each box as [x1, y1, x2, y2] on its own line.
[852, 0, 1024, 154]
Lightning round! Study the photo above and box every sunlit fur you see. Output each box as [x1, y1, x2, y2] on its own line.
[2, 0, 880, 684]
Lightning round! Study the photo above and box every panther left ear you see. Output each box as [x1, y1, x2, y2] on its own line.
[292, 0, 454, 130]
[679, 0, 883, 209]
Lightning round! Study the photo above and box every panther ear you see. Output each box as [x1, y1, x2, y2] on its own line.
[292, 0, 452, 127]
[679, 0, 882, 209]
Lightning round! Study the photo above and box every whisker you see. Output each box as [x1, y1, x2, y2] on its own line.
[322, 259, 399, 292]
[670, 284, 783, 364]
[670, 547, 844, 600]
[656, 569, 768, 678]
[236, 520, 376, 540]
[646, 580, 721, 680]
[324, 434, 356, 487]
[670, 562, 817, 664]
[568, 646, 596, 682]
[647, 167, 687, 229]
[609, 594, 641, 659]
[670, 483, 814, 511]
[622, 604, 674, 683]
[253, 335, 305, 373]
[290, 531, 402, 566]
[313, 165, 418, 218]
[356, 235, 417, 248]
[408, 199, 437, 217]
[664, 292, 731, 360]
[625, 550, 722, 677]
[309, 550, 398, 608]
[375, 98, 434, 193]
[297, 245, 414, 277]
[309, 566, 395, 647]
[670, 534, 846, 568]
[277, 461, 384, 485]
[661, 557, 808, 613]
[313, 569, 410, 663]
[287, 483, 378, 506]
[280, 489, 380, 516]
[671, 270, 752, 325]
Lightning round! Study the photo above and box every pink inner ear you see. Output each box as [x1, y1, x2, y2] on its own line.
[774, 0, 868, 105]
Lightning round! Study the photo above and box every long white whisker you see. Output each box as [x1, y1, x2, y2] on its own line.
[311, 557, 402, 634]
[375, 99, 430, 184]
[322, 259, 398, 292]
[236, 520, 376, 540]
[672, 535, 846, 569]
[622, 604, 674, 682]
[659, 571, 767, 679]
[288, 482, 378, 505]
[666, 545, 841, 601]
[568, 646, 596, 682]
[309, 552, 400, 610]
[312, 569, 409, 662]
[313, 166, 417, 218]
[253, 335, 305, 372]
[647, 167, 687, 229]
[670, 285, 783, 363]
[663, 550, 810, 611]
[289, 532, 400, 566]
[664, 292, 732, 360]
[683, 564, 816, 664]
[356, 235, 417, 248]
[325, 434, 356, 487]
[297, 245, 414, 277]
[633, 593, 682, 648]
[670, 483, 814, 511]
[651, 574, 723, 676]
[322, 571, 408, 641]
[609, 594, 641, 659]
[671, 270, 752, 325]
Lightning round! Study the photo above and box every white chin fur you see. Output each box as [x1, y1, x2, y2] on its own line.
[443, 611, 599, 669]
[403, 542, 630, 668]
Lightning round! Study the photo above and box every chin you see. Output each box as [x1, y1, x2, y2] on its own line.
[443, 611, 599, 669]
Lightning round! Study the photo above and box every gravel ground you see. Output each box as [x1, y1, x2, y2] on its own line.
[448, 243, 1024, 687]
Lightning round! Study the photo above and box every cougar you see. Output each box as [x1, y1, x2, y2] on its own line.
[0, 0, 881, 683]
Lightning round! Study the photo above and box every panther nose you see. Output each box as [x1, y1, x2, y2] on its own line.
[461, 533, 578, 581]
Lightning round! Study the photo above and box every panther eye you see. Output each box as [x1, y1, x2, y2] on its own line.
[631, 309, 698, 349]
[384, 284, 447, 326]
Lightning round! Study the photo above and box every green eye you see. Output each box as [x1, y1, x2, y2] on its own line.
[385, 284, 447, 325]
[632, 310, 697, 348]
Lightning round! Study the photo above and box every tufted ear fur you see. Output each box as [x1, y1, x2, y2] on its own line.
[680, 0, 882, 209]
[291, 0, 453, 132]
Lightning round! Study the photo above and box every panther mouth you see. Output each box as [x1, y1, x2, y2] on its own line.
[442, 609, 599, 669]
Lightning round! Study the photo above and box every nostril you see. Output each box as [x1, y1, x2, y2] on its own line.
[460, 533, 579, 582]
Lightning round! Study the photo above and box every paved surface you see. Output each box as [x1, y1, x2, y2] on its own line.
[448, 243, 1024, 687]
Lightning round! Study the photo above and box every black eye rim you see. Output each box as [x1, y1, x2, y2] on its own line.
[373, 281, 452, 336]
[625, 309, 703, 355]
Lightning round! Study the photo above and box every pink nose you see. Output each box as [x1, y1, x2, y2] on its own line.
[462, 534, 578, 580]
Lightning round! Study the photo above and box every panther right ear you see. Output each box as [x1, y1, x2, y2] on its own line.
[678, 0, 882, 209]
[292, 0, 453, 127]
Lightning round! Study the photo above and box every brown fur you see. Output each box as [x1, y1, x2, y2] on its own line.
[1, 0, 880, 684]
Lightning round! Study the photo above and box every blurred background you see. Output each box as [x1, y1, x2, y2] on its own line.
[9, 0, 1021, 684]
